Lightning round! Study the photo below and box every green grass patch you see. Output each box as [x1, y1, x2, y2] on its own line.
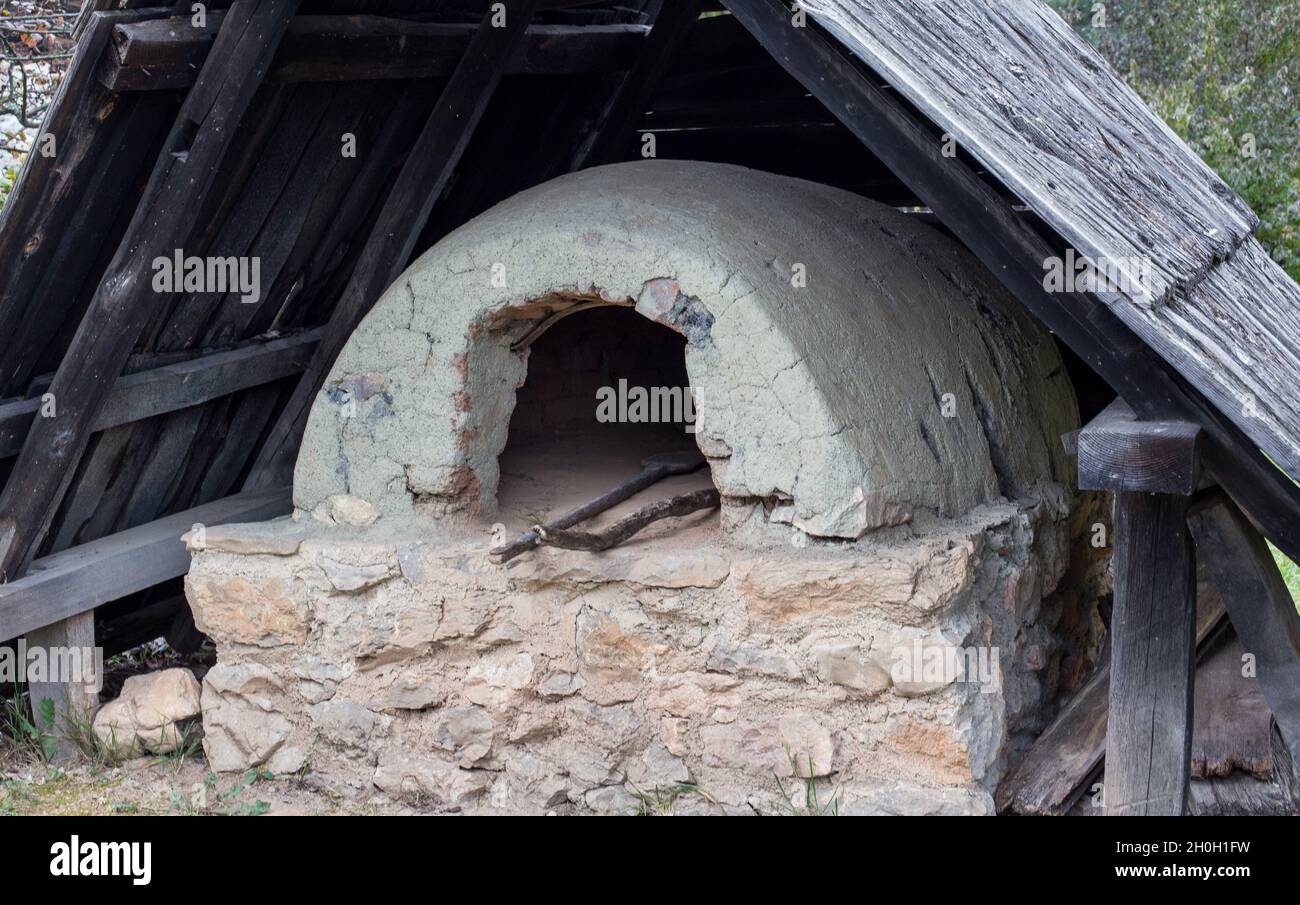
[1270, 544, 1300, 610]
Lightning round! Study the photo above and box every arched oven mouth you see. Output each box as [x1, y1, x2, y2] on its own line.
[493, 303, 717, 563]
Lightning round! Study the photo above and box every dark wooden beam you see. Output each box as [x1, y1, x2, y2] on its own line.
[101, 14, 650, 91]
[1189, 490, 1300, 768]
[0, 330, 319, 459]
[245, 0, 542, 490]
[0, 487, 291, 643]
[0, 0, 299, 580]
[1078, 398, 1202, 495]
[569, 0, 702, 169]
[720, 0, 1300, 566]
[1105, 489, 1197, 815]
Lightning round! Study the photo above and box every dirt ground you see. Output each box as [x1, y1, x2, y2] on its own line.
[0, 642, 401, 817]
[0, 748, 417, 816]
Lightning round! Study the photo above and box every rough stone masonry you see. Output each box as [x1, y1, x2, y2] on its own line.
[183, 162, 1088, 814]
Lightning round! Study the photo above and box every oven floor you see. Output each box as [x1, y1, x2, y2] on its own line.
[496, 429, 717, 539]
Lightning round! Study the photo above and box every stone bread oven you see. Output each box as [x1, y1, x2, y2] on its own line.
[185, 161, 1084, 814]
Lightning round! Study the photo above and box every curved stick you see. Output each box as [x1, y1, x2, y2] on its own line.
[489, 450, 705, 563]
[533, 488, 719, 553]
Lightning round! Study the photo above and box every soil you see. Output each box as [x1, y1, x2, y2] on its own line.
[0, 749, 411, 816]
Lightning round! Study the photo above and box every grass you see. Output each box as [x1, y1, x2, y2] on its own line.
[631, 782, 719, 816]
[1271, 544, 1300, 610]
[773, 749, 840, 816]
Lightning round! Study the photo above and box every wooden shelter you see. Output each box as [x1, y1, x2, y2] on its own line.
[2, 0, 1299, 815]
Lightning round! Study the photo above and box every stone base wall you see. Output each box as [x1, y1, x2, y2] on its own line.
[184, 486, 1075, 815]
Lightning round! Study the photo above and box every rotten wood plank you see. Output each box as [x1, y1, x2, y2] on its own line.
[1189, 728, 1300, 816]
[1188, 490, 1300, 769]
[1077, 398, 1201, 495]
[0, 0, 300, 579]
[1105, 490, 1197, 815]
[246, 0, 542, 491]
[1192, 628, 1275, 779]
[0, 487, 291, 643]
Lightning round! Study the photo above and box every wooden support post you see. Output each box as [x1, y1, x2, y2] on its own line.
[0, 0, 299, 580]
[1105, 491, 1197, 815]
[1078, 399, 1201, 815]
[1188, 490, 1300, 768]
[23, 610, 97, 763]
[245, 0, 542, 490]
[0, 487, 291, 642]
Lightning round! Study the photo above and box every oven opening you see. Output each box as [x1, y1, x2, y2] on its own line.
[496, 305, 717, 545]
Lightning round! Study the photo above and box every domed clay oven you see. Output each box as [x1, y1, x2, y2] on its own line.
[185, 161, 1082, 814]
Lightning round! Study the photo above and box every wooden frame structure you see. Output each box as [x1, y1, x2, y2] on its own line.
[1, 0, 1299, 802]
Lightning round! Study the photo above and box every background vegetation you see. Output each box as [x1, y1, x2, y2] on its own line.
[0, 1, 76, 209]
[1048, 0, 1299, 279]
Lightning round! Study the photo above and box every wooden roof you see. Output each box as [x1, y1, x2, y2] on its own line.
[803, 0, 1300, 480]
[1, 0, 1299, 650]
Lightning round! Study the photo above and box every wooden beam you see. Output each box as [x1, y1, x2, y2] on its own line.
[0, 330, 319, 459]
[0, 0, 299, 580]
[1105, 490, 1197, 815]
[719, 0, 1300, 566]
[245, 0, 542, 490]
[1077, 398, 1202, 495]
[1188, 490, 1300, 768]
[569, 0, 703, 168]
[101, 15, 650, 91]
[0, 487, 291, 643]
